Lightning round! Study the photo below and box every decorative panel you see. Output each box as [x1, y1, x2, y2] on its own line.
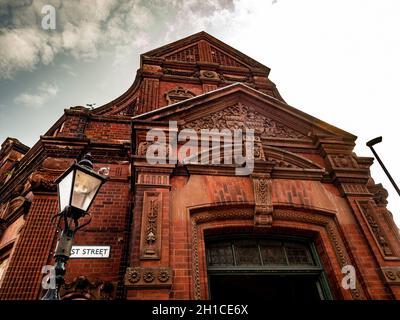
[140, 191, 163, 259]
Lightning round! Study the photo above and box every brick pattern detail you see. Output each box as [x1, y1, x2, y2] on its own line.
[58, 115, 87, 138]
[138, 79, 160, 114]
[0, 195, 57, 300]
[165, 45, 199, 63]
[85, 122, 131, 143]
[210, 45, 246, 68]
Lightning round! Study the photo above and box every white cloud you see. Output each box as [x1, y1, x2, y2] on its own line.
[14, 82, 58, 108]
[0, 0, 235, 79]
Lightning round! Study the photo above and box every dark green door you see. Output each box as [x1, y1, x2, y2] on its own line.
[206, 237, 332, 300]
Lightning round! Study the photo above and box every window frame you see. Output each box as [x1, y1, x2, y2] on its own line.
[205, 235, 333, 300]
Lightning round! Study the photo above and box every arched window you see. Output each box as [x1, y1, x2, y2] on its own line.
[206, 236, 333, 300]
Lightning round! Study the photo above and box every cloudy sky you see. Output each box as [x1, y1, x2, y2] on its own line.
[0, 0, 399, 224]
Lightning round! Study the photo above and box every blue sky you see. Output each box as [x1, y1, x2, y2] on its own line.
[0, 0, 400, 224]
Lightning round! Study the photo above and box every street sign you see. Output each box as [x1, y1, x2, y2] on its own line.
[70, 246, 111, 259]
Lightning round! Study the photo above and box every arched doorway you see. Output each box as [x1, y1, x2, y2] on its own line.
[206, 235, 333, 301]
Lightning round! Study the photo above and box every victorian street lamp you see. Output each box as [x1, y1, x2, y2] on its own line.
[366, 137, 400, 197]
[41, 153, 107, 300]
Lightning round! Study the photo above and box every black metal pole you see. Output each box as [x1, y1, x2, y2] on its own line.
[42, 209, 74, 300]
[367, 137, 400, 197]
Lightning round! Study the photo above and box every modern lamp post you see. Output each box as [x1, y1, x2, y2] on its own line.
[41, 153, 107, 300]
[366, 137, 400, 197]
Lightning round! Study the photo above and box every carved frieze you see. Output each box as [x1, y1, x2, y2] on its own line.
[329, 154, 358, 169]
[124, 267, 172, 288]
[252, 174, 273, 227]
[381, 267, 400, 284]
[184, 103, 306, 139]
[357, 200, 393, 256]
[60, 276, 116, 300]
[140, 191, 163, 259]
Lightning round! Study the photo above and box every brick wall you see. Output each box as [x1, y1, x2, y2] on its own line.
[0, 194, 58, 300]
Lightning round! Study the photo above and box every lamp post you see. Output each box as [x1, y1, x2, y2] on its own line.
[41, 153, 107, 300]
[366, 137, 400, 197]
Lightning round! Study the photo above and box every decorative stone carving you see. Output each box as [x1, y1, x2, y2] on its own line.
[140, 191, 163, 259]
[368, 183, 389, 206]
[158, 269, 170, 282]
[60, 276, 116, 300]
[357, 200, 393, 256]
[124, 267, 172, 288]
[200, 70, 219, 80]
[184, 103, 305, 139]
[381, 267, 400, 284]
[249, 137, 265, 161]
[126, 267, 141, 284]
[164, 87, 196, 105]
[330, 154, 358, 169]
[252, 174, 273, 227]
[143, 271, 155, 282]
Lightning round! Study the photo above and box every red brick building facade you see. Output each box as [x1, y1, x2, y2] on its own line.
[0, 32, 399, 300]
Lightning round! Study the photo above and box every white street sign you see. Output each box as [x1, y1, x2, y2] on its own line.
[70, 246, 111, 259]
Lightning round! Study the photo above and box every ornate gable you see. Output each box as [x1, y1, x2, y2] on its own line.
[133, 83, 355, 140]
[143, 31, 268, 71]
[183, 102, 306, 140]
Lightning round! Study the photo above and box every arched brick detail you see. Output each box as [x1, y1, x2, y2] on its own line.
[188, 205, 369, 300]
